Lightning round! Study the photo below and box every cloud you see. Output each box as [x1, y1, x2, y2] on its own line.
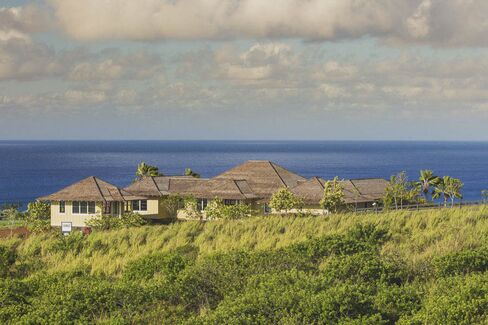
[0, 5, 52, 41]
[47, 0, 488, 47]
[0, 39, 61, 80]
[0, 39, 164, 81]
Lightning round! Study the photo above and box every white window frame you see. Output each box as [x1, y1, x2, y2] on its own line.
[72, 201, 96, 215]
[197, 198, 208, 211]
[132, 200, 148, 212]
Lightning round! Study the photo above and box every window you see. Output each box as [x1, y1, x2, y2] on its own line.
[132, 200, 147, 211]
[197, 198, 208, 211]
[224, 199, 239, 205]
[72, 201, 96, 214]
[59, 201, 65, 213]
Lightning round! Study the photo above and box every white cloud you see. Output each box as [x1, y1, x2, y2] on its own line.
[46, 0, 488, 47]
[0, 5, 52, 41]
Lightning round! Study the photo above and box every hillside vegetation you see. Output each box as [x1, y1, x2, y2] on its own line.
[1, 207, 488, 323]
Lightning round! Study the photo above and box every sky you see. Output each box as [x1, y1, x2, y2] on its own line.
[1, 0, 488, 140]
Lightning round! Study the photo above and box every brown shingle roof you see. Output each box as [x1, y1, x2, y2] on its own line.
[190, 179, 257, 200]
[124, 176, 209, 197]
[291, 177, 388, 205]
[38, 176, 143, 202]
[214, 160, 306, 198]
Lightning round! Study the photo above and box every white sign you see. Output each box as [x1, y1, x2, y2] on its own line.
[61, 222, 72, 234]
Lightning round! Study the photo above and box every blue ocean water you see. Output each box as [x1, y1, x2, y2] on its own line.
[1, 140, 487, 207]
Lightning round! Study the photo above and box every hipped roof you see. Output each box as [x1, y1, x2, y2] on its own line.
[189, 179, 257, 200]
[124, 176, 209, 197]
[291, 177, 388, 205]
[38, 176, 144, 202]
[214, 160, 306, 198]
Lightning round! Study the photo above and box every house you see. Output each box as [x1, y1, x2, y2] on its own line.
[38, 160, 389, 228]
[123, 176, 209, 218]
[213, 160, 306, 201]
[37, 176, 145, 227]
[291, 177, 389, 210]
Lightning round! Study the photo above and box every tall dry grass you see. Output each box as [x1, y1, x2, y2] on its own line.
[10, 206, 488, 276]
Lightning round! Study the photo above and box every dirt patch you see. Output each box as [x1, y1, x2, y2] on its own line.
[0, 227, 29, 238]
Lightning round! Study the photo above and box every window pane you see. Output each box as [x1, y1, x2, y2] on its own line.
[140, 200, 147, 211]
[80, 201, 88, 214]
[59, 201, 65, 213]
[88, 202, 96, 214]
[132, 200, 139, 211]
[73, 201, 80, 214]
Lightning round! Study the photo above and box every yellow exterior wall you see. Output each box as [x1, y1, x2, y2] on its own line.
[50, 201, 103, 228]
[126, 198, 171, 219]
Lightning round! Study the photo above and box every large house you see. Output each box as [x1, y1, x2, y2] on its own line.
[39, 160, 388, 227]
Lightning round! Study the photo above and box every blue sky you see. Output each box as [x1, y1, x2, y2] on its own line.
[1, 0, 488, 140]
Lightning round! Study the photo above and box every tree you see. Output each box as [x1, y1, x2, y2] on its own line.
[383, 172, 408, 209]
[269, 188, 304, 214]
[433, 176, 463, 208]
[160, 195, 183, 219]
[320, 177, 346, 213]
[204, 199, 252, 220]
[184, 168, 201, 178]
[415, 170, 440, 202]
[25, 201, 51, 233]
[135, 162, 163, 180]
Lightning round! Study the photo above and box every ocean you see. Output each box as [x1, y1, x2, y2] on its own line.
[1, 140, 487, 207]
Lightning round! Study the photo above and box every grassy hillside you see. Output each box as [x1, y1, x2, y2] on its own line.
[1, 206, 488, 323]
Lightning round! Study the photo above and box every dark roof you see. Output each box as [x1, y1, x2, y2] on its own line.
[291, 177, 388, 205]
[190, 179, 257, 200]
[38, 176, 143, 202]
[124, 176, 208, 197]
[214, 160, 306, 198]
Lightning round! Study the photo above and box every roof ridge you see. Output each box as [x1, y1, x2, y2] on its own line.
[348, 179, 362, 196]
[314, 177, 325, 189]
[268, 161, 287, 187]
[151, 176, 164, 196]
[92, 176, 107, 203]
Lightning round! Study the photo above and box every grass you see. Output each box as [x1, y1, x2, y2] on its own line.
[6, 206, 488, 276]
[0, 219, 23, 228]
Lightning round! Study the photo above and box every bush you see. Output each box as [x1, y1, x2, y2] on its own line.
[0, 278, 32, 322]
[123, 252, 188, 281]
[0, 245, 16, 277]
[24, 201, 51, 233]
[204, 199, 252, 220]
[49, 232, 85, 255]
[404, 273, 488, 324]
[433, 247, 488, 277]
[27, 201, 50, 219]
[86, 212, 146, 230]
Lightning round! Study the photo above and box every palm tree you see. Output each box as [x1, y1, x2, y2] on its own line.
[184, 168, 201, 178]
[135, 162, 162, 180]
[443, 176, 463, 207]
[432, 176, 463, 207]
[432, 179, 448, 207]
[415, 169, 440, 202]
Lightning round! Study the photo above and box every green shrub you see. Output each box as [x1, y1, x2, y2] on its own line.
[433, 247, 488, 277]
[86, 212, 146, 230]
[27, 201, 50, 219]
[319, 252, 406, 285]
[49, 231, 85, 255]
[204, 199, 251, 220]
[123, 252, 188, 281]
[0, 245, 16, 277]
[0, 278, 32, 322]
[404, 273, 488, 324]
